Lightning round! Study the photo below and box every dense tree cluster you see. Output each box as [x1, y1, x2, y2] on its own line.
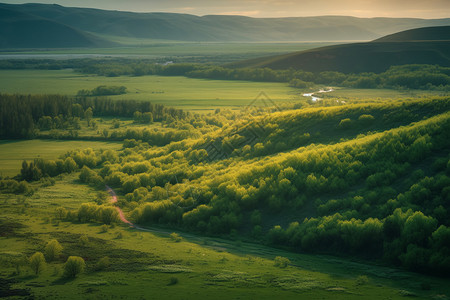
[0, 94, 186, 138]
[39, 96, 449, 276]
[10, 88, 450, 275]
[1, 58, 448, 90]
[77, 85, 127, 97]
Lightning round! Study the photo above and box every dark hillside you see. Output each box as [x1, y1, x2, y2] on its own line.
[228, 26, 450, 73]
[374, 26, 450, 42]
[0, 7, 114, 48]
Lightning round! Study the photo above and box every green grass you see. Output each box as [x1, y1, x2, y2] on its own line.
[0, 42, 336, 62]
[0, 69, 304, 111]
[0, 140, 121, 177]
[0, 176, 446, 299]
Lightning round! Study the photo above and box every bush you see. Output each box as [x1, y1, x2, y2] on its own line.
[100, 224, 109, 233]
[338, 118, 352, 129]
[55, 207, 68, 220]
[95, 256, 110, 271]
[44, 239, 63, 262]
[170, 232, 182, 242]
[79, 235, 89, 246]
[168, 277, 179, 286]
[356, 275, 369, 285]
[29, 252, 46, 275]
[274, 256, 290, 268]
[63, 256, 85, 278]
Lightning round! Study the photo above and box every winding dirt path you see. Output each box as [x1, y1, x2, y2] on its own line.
[106, 186, 134, 227]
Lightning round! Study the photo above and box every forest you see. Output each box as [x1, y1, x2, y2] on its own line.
[0, 94, 187, 138]
[3, 92, 449, 276]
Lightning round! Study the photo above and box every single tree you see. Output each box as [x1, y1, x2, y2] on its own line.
[85, 107, 93, 126]
[63, 256, 85, 278]
[45, 239, 63, 261]
[29, 252, 46, 275]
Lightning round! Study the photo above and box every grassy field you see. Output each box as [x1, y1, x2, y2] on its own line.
[0, 175, 446, 299]
[0, 140, 121, 178]
[0, 69, 305, 111]
[0, 42, 337, 63]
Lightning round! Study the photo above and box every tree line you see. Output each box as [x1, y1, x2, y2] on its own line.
[1, 58, 448, 90]
[0, 94, 187, 138]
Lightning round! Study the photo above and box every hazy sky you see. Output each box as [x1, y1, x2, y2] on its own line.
[2, 0, 450, 18]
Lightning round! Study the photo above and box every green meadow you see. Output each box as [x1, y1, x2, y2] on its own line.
[0, 140, 121, 177]
[0, 69, 304, 111]
[0, 42, 335, 62]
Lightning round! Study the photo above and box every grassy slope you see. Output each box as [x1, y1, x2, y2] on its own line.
[0, 176, 447, 299]
[0, 140, 121, 177]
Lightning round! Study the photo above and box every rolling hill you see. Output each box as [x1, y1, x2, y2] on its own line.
[374, 25, 450, 42]
[0, 3, 450, 48]
[228, 26, 450, 73]
[0, 6, 115, 48]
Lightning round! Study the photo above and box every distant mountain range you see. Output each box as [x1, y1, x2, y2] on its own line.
[1, 3, 450, 48]
[229, 26, 450, 73]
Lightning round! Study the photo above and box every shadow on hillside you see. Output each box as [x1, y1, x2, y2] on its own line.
[51, 276, 76, 285]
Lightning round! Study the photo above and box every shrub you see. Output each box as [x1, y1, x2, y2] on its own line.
[358, 114, 375, 125]
[29, 252, 46, 275]
[45, 239, 63, 261]
[168, 277, 179, 286]
[338, 118, 352, 129]
[274, 256, 290, 268]
[356, 275, 369, 285]
[55, 207, 68, 220]
[170, 232, 182, 242]
[79, 235, 89, 246]
[95, 256, 110, 271]
[100, 224, 109, 233]
[63, 256, 85, 278]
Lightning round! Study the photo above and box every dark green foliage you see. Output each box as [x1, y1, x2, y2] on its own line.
[229, 36, 450, 73]
[0, 93, 186, 138]
[77, 86, 127, 97]
[0, 179, 33, 195]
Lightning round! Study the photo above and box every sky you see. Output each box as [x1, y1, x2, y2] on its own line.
[2, 0, 450, 18]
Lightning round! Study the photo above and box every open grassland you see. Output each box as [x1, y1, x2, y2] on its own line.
[0, 70, 304, 111]
[0, 69, 446, 113]
[0, 140, 121, 177]
[0, 42, 336, 62]
[0, 176, 447, 299]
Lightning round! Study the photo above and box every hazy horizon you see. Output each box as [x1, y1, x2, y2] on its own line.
[1, 0, 450, 19]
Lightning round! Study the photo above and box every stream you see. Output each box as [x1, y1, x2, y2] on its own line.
[303, 88, 334, 102]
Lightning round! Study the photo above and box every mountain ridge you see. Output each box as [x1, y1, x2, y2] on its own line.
[0, 3, 450, 48]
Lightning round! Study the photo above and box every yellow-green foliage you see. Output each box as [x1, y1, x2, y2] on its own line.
[29, 252, 46, 275]
[63, 256, 85, 278]
[44, 239, 63, 262]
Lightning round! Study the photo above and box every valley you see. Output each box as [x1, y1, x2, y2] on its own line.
[0, 3, 449, 299]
